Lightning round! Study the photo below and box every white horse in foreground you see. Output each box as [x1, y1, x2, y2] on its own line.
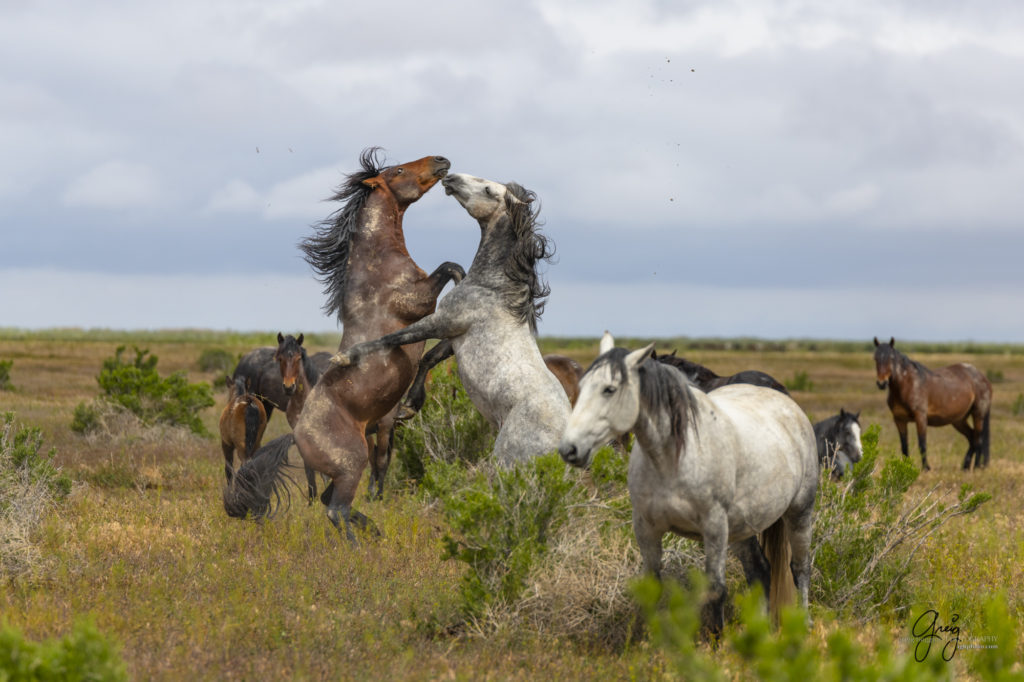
[559, 344, 819, 633]
[334, 173, 570, 465]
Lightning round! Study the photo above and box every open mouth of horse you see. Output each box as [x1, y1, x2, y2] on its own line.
[442, 176, 460, 196]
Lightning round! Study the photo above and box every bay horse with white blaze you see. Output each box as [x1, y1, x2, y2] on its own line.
[224, 149, 464, 540]
[559, 345, 818, 634]
[335, 173, 569, 465]
[873, 337, 991, 471]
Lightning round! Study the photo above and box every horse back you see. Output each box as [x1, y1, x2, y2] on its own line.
[922, 363, 992, 421]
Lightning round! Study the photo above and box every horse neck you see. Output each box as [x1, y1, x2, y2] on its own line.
[467, 214, 516, 285]
[632, 363, 692, 467]
[348, 191, 411, 264]
[300, 352, 319, 386]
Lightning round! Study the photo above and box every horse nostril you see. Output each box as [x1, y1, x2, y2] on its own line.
[559, 444, 577, 460]
[435, 156, 449, 164]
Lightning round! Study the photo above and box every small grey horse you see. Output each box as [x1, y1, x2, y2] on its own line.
[813, 409, 862, 479]
[559, 345, 819, 634]
[333, 173, 570, 465]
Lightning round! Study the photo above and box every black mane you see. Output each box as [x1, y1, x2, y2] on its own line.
[299, 147, 389, 321]
[501, 182, 554, 333]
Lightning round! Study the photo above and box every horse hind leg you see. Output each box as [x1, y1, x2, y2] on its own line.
[913, 414, 930, 471]
[952, 420, 976, 471]
[367, 415, 396, 501]
[732, 536, 770, 601]
[221, 441, 235, 483]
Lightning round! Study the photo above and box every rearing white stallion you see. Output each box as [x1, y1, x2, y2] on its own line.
[559, 344, 818, 633]
[334, 173, 570, 465]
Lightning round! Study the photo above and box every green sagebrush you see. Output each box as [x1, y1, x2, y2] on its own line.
[0, 360, 12, 391]
[1, 412, 71, 503]
[71, 346, 214, 437]
[0, 619, 128, 682]
[812, 424, 991, 619]
[633, 572, 1023, 682]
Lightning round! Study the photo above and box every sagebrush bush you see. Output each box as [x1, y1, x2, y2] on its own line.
[391, 361, 495, 484]
[71, 346, 214, 437]
[422, 452, 588, 619]
[1, 412, 71, 577]
[785, 370, 815, 392]
[0, 618, 128, 681]
[812, 424, 991, 619]
[633, 572, 1020, 681]
[0, 360, 12, 391]
[197, 347, 236, 374]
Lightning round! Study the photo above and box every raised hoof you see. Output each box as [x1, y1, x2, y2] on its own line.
[330, 352, 352, 367]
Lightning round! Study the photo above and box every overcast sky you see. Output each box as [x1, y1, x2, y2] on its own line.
[3, 1, 1024, 342]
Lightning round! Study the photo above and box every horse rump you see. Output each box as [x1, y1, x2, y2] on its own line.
[223, 434, 297, 520]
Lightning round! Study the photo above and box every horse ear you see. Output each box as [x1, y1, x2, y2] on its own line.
[627, 343, 655, 369]
[297, 333, 304, 346]
[873, 337, 879, 347]
[224, 375, 232, 389]
[890, 337, 895, 347]
[840, 408, 847, 417]
[277, 332, 284, 344]
[362, 176, 383, 190]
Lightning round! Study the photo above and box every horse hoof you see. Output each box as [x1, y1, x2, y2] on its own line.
[330, 352, 352, 367]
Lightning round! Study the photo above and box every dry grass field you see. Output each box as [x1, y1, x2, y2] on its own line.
[1, 330, 1022, 680]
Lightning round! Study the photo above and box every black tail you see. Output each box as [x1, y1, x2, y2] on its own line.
[243, 400, 263, 457]
[223, 434, 295, 520]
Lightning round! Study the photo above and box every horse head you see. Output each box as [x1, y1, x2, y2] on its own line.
[441, 173, 532, 223]
[559, 344, 653, 468]
[835, 408, 863, 467]
[275, 332, 305, 396]
[363, 152, 450, 207]
[873, 336, 897, 390]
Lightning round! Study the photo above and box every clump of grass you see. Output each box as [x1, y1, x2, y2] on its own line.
[785, 370, 815, 392]
[0, 360, 12, 391]
[0, 618, 128, 681]
[1012, 393, 1024, 417]
[197, 348, 237, 374]
[985, 368, 1005, 384]
[1, 412, 72, 578]
[71, 346, 214, 437]
[812, 424, 991, 620]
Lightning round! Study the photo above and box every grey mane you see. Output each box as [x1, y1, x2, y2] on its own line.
[298, 147, 388, 322]
[501, 182, 554, 333]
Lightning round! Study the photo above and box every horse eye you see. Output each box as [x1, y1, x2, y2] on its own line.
[602, 385, 617, 396]
[395, 168, 404, 175]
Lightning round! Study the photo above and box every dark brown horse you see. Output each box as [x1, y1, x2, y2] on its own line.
[873, 337, 992, 471]
[652, 349, 789, 395]
[224, 149, 464, 540]
[232, 346, 289, 422]
[219, 375, 267, 483]
[543, 354, 584, 406]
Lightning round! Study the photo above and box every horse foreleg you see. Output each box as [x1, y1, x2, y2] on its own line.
[425, 261, 466, 294]
[702, 509, 730, 637]
[913, 414, 930, 471]
[399, 339, 454, 419]
[633, 513, 663, 579]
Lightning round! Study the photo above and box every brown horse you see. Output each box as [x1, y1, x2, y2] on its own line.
[224, 149, 464, 540]
[543, 354, 584, 406]
[219, 375, 267, 483]
[873, 337, 992, 471]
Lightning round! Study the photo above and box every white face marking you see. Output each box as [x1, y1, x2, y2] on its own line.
[847, 421, 863, 462]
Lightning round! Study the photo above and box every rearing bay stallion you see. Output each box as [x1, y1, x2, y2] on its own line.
[873, 337, 992, 471]
[224, 149, 464, 540]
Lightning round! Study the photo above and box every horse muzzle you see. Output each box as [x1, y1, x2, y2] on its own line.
[876, 379, 888, 390]
[558, 441, 590, 469]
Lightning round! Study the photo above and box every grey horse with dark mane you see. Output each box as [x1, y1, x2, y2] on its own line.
[559, 345, 818, 634]
[334, 173, 569, 464]
[813, 409, 862, 479]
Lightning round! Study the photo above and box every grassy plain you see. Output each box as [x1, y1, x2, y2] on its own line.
[1, 329, 1022, 680]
